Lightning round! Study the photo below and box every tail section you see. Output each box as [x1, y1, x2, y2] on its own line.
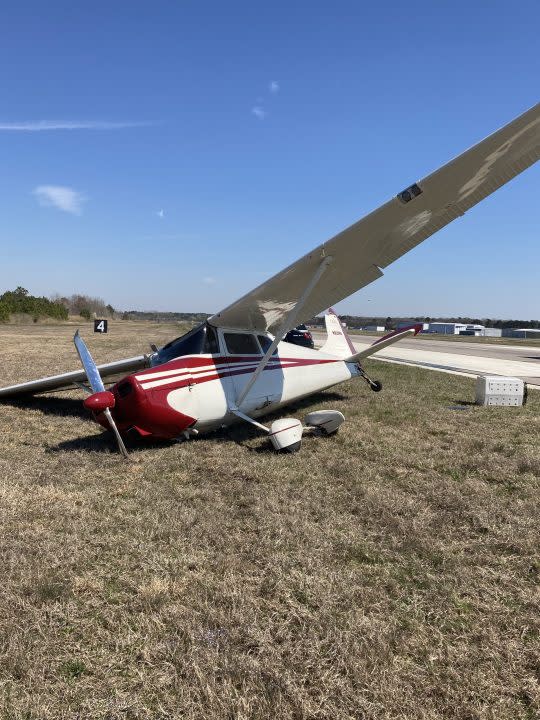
[320, 311, 423, 361]
[320, 308, 357, 358]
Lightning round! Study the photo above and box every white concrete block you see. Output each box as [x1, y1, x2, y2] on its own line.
[475, 376, 525, 406]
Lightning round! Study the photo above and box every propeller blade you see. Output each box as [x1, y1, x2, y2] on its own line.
[73, 331, 129, 459]
[74, 330, 105, 393]
[103, 408, 130, 459]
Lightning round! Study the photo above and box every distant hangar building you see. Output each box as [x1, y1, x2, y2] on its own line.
[397, 321, 503, 337]
[396, 321, 429, 331]
[425, 322, 484, 335]
[482, 327, 503, 337]
[397, 321, 486, 335]
[502, 328, 540, 339]
[425, 323, 504, 337]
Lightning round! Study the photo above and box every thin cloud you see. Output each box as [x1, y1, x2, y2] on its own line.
[251, 106, 267, 120]
[251, 81, 279, 120]
[0, 120, 149, 131]
[203, 276, 216, 285]
[33, 185, 85, 215]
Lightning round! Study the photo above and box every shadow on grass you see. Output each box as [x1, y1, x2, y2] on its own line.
[49, 429, 178, 455]
[207, 389, 349, 454]
[2, 394, 88, 419]
[47, 431, 121, 455]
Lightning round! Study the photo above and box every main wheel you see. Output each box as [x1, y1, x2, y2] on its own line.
[370, 380, 383, 392]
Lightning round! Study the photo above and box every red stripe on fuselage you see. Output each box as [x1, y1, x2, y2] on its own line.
[138, 354, 337, 373]
[137, 355, 339, 392]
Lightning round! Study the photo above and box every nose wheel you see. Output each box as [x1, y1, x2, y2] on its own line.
[357, 365, 382, 392]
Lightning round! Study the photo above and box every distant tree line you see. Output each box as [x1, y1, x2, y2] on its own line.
[0, 287, 118, 323]
[2, 288, 538, 330]
[0, 287, 68, 323]
[307, 315, 540, 330]
[50, 293, 116, 320]
[120, 310, 210, 323]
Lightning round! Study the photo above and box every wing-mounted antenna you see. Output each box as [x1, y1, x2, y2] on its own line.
[73, 331, 129, 459]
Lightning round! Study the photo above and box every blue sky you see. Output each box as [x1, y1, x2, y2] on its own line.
[0, 0, 538, 319]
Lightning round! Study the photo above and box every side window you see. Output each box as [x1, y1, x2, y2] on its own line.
[203, 324, 220, 354]
[224, 333, 260, 355]
[257, 335, 277, 355]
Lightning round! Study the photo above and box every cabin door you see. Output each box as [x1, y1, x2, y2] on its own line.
[219, 330, 282, 414]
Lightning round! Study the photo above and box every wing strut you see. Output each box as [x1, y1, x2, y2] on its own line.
[235, 255, 333, 408]
[230, 407, 270, 433]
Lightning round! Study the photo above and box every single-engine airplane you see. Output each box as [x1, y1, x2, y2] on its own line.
[1, 102, 539, 454]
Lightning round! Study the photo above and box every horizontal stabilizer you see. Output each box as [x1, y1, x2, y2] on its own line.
[346, 324, 423, 362]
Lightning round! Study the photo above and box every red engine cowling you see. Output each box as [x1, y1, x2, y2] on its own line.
[83, 391, 115, 413]
[90, 375, 197, 440]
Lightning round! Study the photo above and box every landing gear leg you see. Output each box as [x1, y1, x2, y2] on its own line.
[357, 364, 382, 392]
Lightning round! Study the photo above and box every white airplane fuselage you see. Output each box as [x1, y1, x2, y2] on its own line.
[104, 335, 360, 440]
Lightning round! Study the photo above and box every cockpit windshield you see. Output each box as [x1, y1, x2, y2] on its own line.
[153, 323, 219, 365]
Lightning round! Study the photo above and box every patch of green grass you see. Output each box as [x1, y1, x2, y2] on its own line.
[59, 660, 86, 680]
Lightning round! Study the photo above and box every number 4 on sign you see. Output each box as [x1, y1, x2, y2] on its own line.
[94, 319, 108, 334]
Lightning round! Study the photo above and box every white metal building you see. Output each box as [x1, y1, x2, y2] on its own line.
[425, 322, 485, 335]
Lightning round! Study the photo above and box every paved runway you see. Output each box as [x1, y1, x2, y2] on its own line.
[312, 333, 540, 388]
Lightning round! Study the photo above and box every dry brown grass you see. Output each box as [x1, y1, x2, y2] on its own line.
[0, 322, 539, 719]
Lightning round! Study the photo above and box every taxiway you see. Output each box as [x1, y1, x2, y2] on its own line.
[312, 333, 540, 388]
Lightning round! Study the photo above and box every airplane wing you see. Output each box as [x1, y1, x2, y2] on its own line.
[209, 102, 540, 334]
[0, 355, 148, 398]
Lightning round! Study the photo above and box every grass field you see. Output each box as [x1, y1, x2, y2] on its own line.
[0, 323, 539, 719]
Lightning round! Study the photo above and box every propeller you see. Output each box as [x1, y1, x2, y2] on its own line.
[73, 331, 129, 459]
